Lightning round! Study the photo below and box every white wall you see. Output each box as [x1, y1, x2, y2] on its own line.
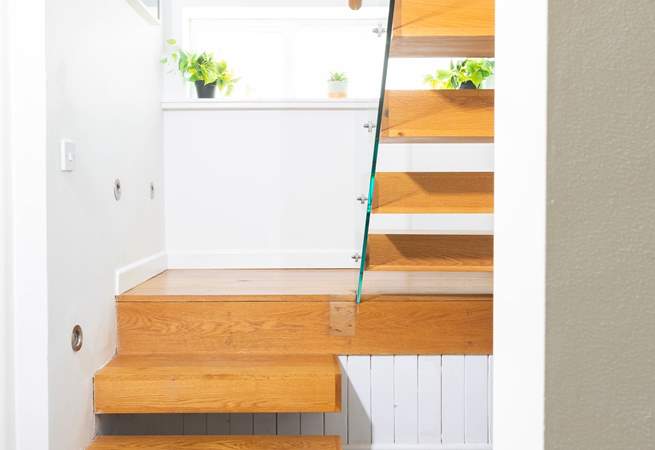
[163, 103, 376, 268]
[7, 0, 50, 448]
[0, 0, 14, 446]
[44, 1, 165, 449]
[494, 0, 548, 449]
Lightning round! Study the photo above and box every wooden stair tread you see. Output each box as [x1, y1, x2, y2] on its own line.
[88, 435, 341, 450]
[383, 90, 494, 142]
[373, 172, 493, 213]
[94, 354, 341, 414]
[366, 234, 493, 272]
[120, 269, 359, 302]
[391, 0, 494, 57]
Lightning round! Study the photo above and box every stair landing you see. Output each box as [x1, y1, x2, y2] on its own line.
[121, 268, 492, 301]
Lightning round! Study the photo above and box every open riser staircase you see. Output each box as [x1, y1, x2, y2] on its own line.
[89, 0, 494, 448]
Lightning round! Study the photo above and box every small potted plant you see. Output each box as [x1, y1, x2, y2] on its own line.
[161, 39, 238, 99]
[327, 72, 348, 99]
[424, 59, 495, 90]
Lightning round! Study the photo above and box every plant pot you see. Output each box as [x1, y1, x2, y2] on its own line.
[459, 80, 477, 90]
[328, 80, 348, 99]
[195, 80, 217, 99]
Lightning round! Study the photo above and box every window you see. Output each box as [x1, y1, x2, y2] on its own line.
[182, 6, 388, 99]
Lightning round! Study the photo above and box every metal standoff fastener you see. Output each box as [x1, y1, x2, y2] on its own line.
[363, 121, 377, 133]
[351, 253, 362, 263]
[114, 178, 122, 201]
[71, 325, 83, 352]
[357, 195, 368, 205]
[372, 24, 386, 37]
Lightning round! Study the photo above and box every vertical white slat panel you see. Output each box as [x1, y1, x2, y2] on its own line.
[207, 414, 230, 435]
[371, 356, 394, 443]
[183, 414, 207, 434]
[229, 414, 253, 435]
[347, 356, 372, 445]
[465, 356, 489, 443]
[277, 413, 301, 435]
[488, 356, 494, 444]
[394, 355, 418, 444]
[442, 355, 465, 444]
[300, 413, 324, 435]
[418, 356, 442, 444]
[325, 355, 348, 442]
[254, 414, 277, 435]
[151, 415, 184, 435]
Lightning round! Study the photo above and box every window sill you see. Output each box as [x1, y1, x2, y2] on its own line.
[161, 99, 380, 111]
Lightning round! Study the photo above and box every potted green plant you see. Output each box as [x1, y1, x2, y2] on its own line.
[327, 72, 348, 99]
[161, 39, 238, 99]
[424, 59, 495, 90]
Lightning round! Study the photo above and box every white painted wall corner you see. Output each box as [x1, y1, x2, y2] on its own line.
[115, 251, 168, 295]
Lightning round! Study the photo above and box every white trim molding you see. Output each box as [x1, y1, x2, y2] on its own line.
[495, 0, 547, 448]
[162, 99, 379, 111]
[167, 249, 358, 269]
[115, 252, 168, 295]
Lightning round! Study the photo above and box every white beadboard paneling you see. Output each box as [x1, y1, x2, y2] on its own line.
[301, 413, 324, 435]
[418, 356, 442, 444]
[371, 356, 394, 443]
[254, 414, 277, 435]
[230, 414, 253, 435]
[442, 356, 466, 444]
[377, 143, 494, 172]
[325, 355, 349, 443]
[394, 356, 418, 444]
[183, 414, 207, 434]
[277, 413, 301, 436]
[347, 356, 372, 445]
[207, 414, 230, 434]
[465, 357, 489, 443]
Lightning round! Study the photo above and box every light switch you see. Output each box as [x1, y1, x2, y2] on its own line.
[60, 139, 76, 172]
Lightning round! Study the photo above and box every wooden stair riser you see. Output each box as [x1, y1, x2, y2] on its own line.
[366, 234, 493, 271]
[373, 172, 494, 213]
[117, 299, 492, 355]
[382, 90, 494, 142]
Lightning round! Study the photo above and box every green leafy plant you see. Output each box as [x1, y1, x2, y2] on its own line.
[328, 72, 348, 82]
[161, 39, 238, 96]
[424, 59, 495, 89]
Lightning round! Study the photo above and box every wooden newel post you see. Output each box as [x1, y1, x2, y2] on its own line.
[349, 0, 363, 10]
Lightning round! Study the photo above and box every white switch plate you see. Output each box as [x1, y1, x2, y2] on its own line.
[60, 139, 76, 172]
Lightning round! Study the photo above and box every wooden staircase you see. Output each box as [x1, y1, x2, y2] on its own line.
[90, 1, 494, 447]
[363, 0, 494, 278]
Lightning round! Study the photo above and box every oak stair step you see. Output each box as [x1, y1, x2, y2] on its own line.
[366, 234, 493, 272]
[117, 292, 492, 355]
[94, 354, 341, 414]
[382, 90, 494, 143]
[88, 435, 341, 450]
[390, 0, 495, 58]
[373, 172, 493, 213]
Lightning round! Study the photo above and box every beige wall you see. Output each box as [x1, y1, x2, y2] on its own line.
[546, 1, 655, 448]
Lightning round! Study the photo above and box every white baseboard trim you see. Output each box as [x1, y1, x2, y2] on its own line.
[167, 250, 358, 269]
[114, 251, 168, 295]
[345, 445, 491, 450]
